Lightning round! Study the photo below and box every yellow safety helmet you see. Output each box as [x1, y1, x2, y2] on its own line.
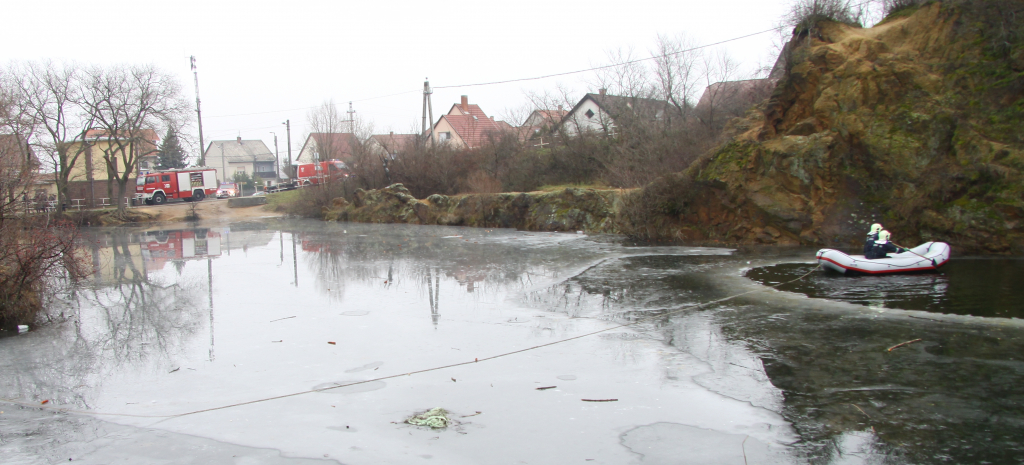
[879, 230, 891, 241]
[870, 223, 883, 234]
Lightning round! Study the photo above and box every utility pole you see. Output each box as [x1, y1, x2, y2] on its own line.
[191, 56, 206, 166]
[219, 142, 225, 185]
[271, 131, 279, 181]
[346, 101, 356, 134]
[422, 79, 434, 144]
[283, 120, 292, 181]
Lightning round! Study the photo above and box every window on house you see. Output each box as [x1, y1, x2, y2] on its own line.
[439, 132, 451, 142]
[585, 109, 595, 119]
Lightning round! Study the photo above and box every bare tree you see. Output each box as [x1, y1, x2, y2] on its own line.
[80, 64, 189, 217]
[7, 60, 94, 213]
[652, 33, 705, 121]
[306, 99, 347, 163]
[695, 49, 739, 134]
[0, 88, 86, 330]
[590, 47, 656, 99]
[0, 81, 37, 207]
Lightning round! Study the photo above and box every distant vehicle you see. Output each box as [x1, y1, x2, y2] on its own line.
[216, 182, 239, 199]
[295, 160, 350, 186]
[267, 181, 299, 193]
[136, 169, 218, 205]
[252, 191, 267, 197]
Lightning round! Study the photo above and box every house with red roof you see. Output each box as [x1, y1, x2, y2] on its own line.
[368, 132, 418, 158]
[522, 107, 568, 146]
[296, 132, 359, 165]
[430, 96, 506, 149]
[694, 78, 776, 126]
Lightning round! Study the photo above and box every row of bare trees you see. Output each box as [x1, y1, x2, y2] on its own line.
[2, 60, 189, 216]
[1, 61, 188, 329]
[294, 36, 773, 203]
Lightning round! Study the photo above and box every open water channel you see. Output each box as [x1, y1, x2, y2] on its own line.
[1, 219, 1022, 464]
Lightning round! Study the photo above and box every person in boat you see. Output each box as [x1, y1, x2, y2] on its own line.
[863, 223, 883, 255]
[865, 230, 906, 259]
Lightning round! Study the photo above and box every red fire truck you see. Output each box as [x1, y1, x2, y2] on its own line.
[295, 160, 350, 186]
[136, 169, 218, 205]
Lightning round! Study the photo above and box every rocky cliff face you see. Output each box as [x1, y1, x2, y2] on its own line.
[675, 3, 1024, 253]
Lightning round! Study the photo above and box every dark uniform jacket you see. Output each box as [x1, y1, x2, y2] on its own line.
[863, 232, 879, 255]
[865, 240, 904, 259]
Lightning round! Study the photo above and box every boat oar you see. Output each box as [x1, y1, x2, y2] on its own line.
[892, 242, 938, 268]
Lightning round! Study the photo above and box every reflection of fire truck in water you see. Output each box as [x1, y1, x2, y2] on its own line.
[295, 160, 350, 186]
[140, 229, 222, 271]
[136, 168, 219, 205]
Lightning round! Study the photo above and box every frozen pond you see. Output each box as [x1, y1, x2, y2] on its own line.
[1, 220, 1022, 464]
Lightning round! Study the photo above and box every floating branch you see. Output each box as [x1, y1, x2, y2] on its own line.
[887, 338, 922, 352]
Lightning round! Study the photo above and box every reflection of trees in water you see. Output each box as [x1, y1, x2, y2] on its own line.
[302, 236, 347, 302]
[523, 257, 702, 326]
[291, 227, 588, 330]
[0, 228, 206, 408]
[295, 229, 545, 301]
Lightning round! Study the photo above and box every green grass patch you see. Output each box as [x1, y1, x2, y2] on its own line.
[264, 189, 302, 211]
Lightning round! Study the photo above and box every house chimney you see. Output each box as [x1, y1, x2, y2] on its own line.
[598, 88, 606, 96]
[236, 136, 242, 144]
[461, 95, 469, 111]
[389, 131, 394, 136]
[558, 105, 563, 112]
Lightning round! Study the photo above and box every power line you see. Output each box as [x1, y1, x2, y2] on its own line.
[202, 11, 886, 124]
[433, 26, 787, 90]
[202, 27, 789, 120]
[432, 0, 882, 91]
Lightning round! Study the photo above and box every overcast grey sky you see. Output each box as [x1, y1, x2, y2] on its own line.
[6, 0, 805, 161]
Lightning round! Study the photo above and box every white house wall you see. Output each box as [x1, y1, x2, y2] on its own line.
[563, 99, 616, 136]
[295, 142, 316, 164]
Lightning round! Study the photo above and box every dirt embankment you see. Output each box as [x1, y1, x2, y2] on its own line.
[323, 184, 624, 233]
[72, 198, 284, 226]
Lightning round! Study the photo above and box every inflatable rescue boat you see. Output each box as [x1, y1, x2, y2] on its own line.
[816, 242, 951, 275]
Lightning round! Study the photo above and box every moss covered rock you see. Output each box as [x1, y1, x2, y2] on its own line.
[325, 184, 622, 233]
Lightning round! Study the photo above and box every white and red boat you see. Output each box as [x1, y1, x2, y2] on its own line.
[816, 242, 951, 275]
